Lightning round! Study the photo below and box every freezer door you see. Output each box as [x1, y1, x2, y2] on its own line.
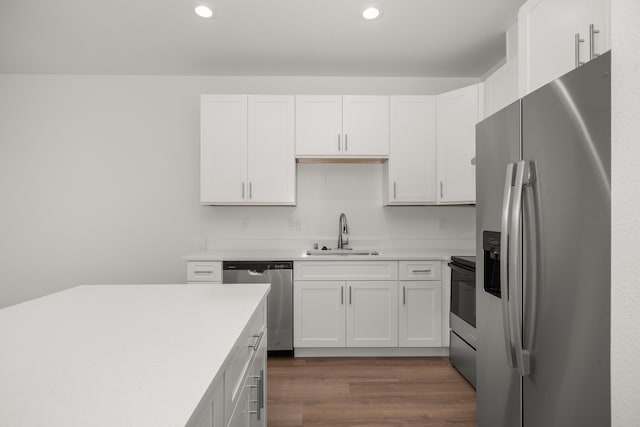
[475, 101, 522, 427]
[521, 52, 610, 427]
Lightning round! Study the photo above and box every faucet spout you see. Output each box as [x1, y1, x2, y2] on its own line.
[337, 213, 349, 249]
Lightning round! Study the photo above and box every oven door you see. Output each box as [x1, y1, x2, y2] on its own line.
[449, 261, 476, 330]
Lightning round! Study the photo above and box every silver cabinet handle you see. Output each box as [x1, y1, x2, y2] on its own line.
[249, 182, 252, 199]
[393, 182, 397, 199]
[440, 181, 444, 198]
[341, 286, 344, 305]
[411, 269, 432, 274]
[500, 163, 516, 369]
[345, 134, 348, 151]
[575, 33, 585, 68]
[349, 286, 352, 305]
[259, 369, 265, 410]
[403, 286, 406, 305]
[248, 331, 264, 351]
[338, 134, 341, 152]
[509, 160, 530, 376]
[248, 372, 264, 420]
[242, 182, 245, 199]
[589, 24, 600, 60]
[193, 270, 213, 274]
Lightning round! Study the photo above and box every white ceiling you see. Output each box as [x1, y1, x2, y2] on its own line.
[0, 0, 525, 77]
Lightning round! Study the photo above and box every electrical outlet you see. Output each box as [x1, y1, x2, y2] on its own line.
[240, 218, 249, 230]
[439, 217, 447, 231]
[288, 218, 301, 231]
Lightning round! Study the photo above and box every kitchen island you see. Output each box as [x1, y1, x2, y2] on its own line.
[0, 283, 269, 427]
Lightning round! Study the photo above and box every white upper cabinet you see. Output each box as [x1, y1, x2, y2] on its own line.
[201, 95, 295, 205]
[518, 0, 610, 96]
[247, 96, 296, 204]
[295, 96, 342, 156]
[201, 95, 247, 204]
[436, 84, 479, 204]
[342, 96, 389, 156]
[483, 60, 518, 118]
[295, 95, 389, 158]
[385, 96, 438, 205]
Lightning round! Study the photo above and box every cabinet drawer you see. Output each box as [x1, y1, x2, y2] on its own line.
[224, 301, 266, 422]
[187, 261, 222, 282]
[399, 261, 441, 281]
[294, 261, 398, 281]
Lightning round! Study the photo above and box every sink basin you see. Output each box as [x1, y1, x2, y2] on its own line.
[306, 249, 380, 256]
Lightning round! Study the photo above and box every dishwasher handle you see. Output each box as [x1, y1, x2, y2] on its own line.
[248, 269, 267, 276]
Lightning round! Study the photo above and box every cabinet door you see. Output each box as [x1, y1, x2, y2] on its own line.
[386, 96, 437, 204]
[398, 281, 442, 347]
[249, 333, 267, 427]
[436, 84, 478, 204]
[295, 96, 342, 156]
[294, 281, 346, 347]
[518, 0, 587, 96]
[346, 281, 398, 347]
[227, 382, 249, 427]
[247, 96, 296, 204]
[342, 96, 389, 156]
[583, 0, 610, 59]
[483, 60, 518, 118]
[200, 95, 248, 204]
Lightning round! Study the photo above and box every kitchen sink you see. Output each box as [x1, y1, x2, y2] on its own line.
[306, 249, 380, 256]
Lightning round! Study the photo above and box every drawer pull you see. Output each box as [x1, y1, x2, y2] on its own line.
[411, 269, 432, 273]
[248, 331, 264, 351]
[193, 270, 213, 274]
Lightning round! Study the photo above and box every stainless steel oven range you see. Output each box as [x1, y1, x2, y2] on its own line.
[448, 255, 476, 388]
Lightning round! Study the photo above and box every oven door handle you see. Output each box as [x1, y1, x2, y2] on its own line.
[500, 163, 516, 368]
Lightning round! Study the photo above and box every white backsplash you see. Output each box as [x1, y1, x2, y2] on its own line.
[202, 163, 475, 251]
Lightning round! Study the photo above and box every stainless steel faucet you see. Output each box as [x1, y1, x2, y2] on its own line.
[337, 213, 349, 249]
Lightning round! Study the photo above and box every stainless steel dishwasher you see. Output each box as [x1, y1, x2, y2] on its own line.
[222, 261, 293, 355]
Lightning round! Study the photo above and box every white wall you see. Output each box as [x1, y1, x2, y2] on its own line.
[612, 0, 640, 425]
[0, 74, 478, 308]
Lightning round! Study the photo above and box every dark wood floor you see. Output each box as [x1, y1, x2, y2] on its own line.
[267, 357, 477, 427]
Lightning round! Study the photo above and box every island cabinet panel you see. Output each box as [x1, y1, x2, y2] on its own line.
[224, 302, 266, 423]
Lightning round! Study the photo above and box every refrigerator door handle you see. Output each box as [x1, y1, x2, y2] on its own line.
[509, 160, 531, 376]
[500, 162, 516, 368]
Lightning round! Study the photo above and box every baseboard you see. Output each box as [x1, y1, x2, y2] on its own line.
[294, 347, 450, 358]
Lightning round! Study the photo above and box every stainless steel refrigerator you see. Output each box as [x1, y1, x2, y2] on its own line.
[475, 51, 610, 427]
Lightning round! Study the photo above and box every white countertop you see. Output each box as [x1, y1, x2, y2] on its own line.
[183, 248, 475, 262]
[0, 283, 270, 427]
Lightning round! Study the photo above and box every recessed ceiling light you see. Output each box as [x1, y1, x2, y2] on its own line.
[195, 5, 213, 18]
[362, 7, 380, 20]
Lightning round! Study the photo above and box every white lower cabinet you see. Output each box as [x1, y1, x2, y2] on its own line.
[346, 281, 398, 347]
[294, 261, 443, 350]
[398, 281, 442, 347]
[294, 281, 346, 347]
